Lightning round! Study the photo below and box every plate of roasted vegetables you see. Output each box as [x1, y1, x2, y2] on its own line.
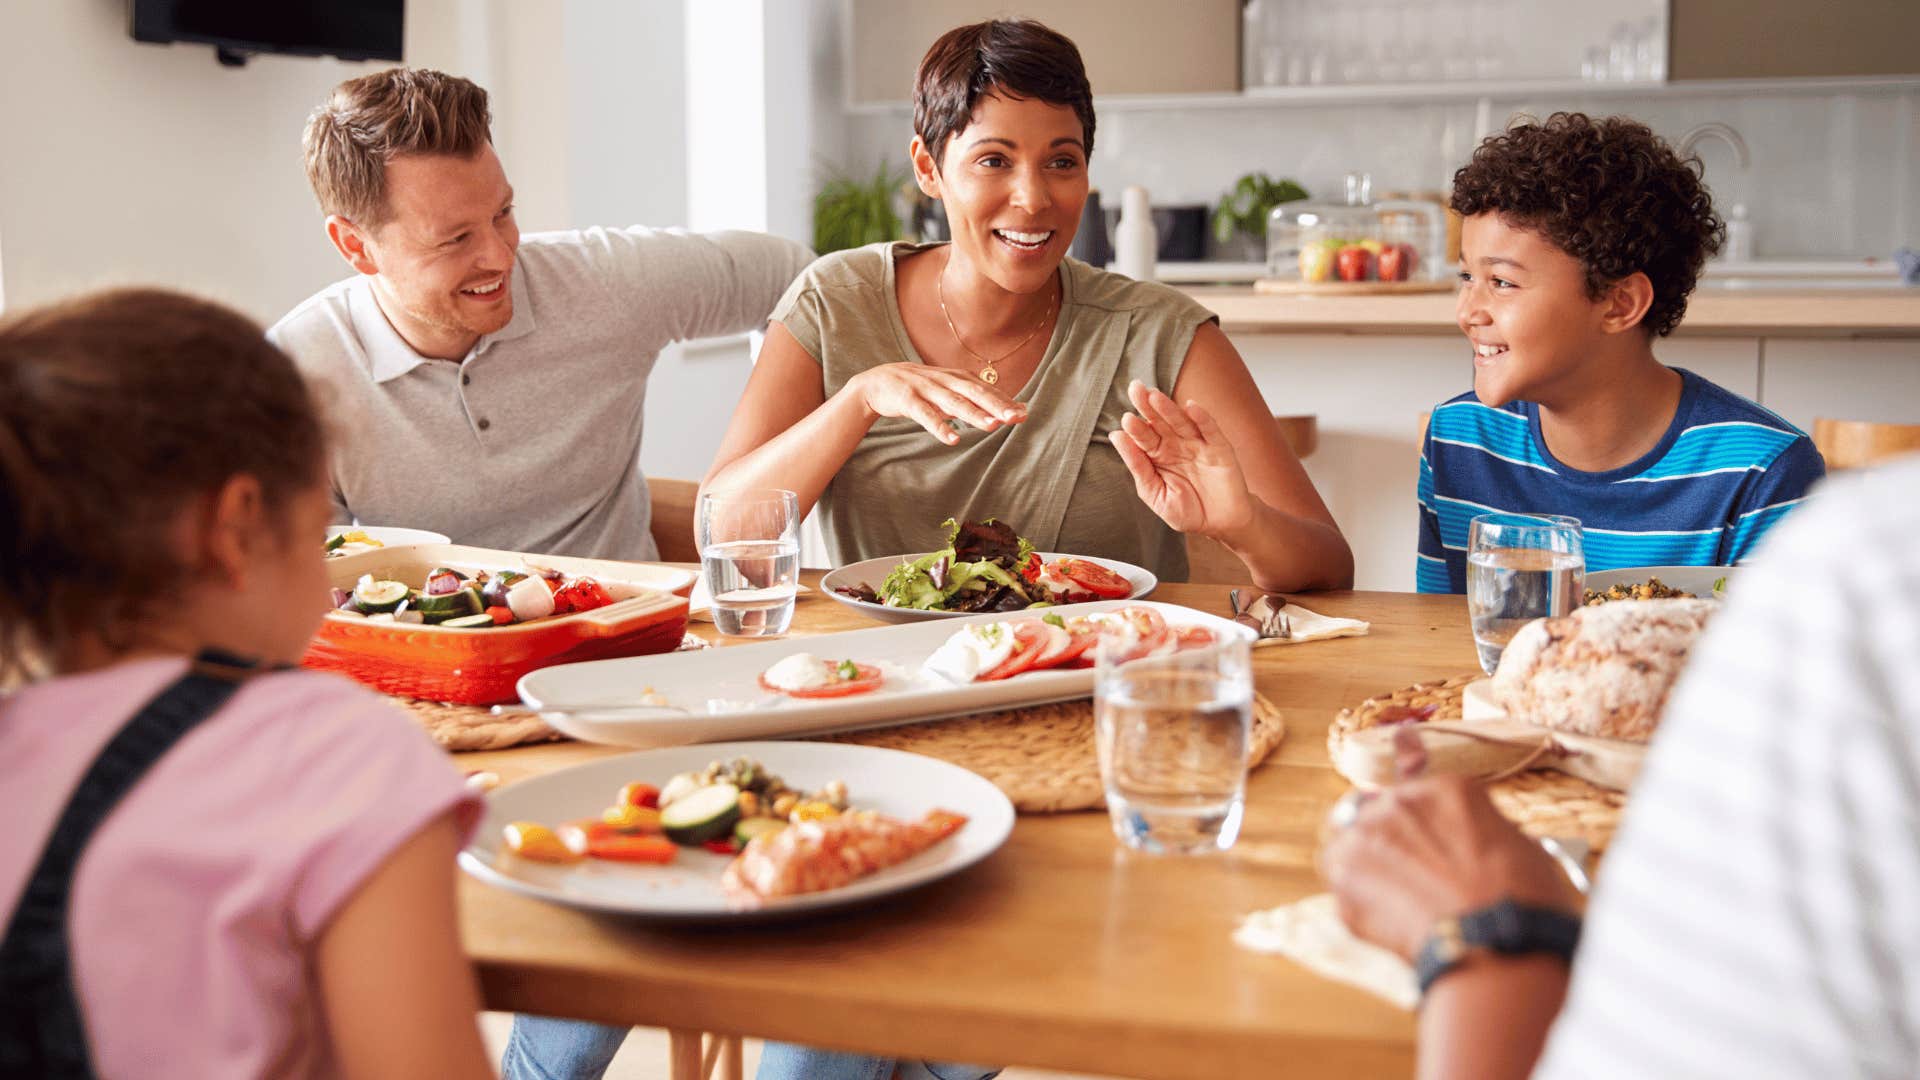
[822, 518, 1156, 624]
[303, 544, 695, 704]
[1582, 566, 1734, 606]
[459, 742, 1014, 919]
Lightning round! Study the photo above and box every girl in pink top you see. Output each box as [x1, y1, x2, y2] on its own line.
[0, 290, 493, 1078]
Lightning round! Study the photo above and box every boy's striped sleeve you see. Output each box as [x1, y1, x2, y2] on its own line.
[1725, 435, 1826, 563]
[1416, 450, 1454, 593]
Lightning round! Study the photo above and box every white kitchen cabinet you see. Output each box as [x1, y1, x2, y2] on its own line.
[1758, 339, 1920, 430]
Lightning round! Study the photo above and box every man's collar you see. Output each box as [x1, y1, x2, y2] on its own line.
[351, 260, 539, 384]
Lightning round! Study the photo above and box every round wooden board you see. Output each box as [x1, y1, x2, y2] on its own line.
[1330, 675, 1626, 851]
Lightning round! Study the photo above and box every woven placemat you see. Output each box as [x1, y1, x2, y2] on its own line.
[398, 698, 566, 752]
[1330, 675, 1627, 851]
[824, 694, 1286, 814]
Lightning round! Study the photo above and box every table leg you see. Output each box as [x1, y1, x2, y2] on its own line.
[671, 1031, 744, 1080]
[669, 1029, 704, 1080]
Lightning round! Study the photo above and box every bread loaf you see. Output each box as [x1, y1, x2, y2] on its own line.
[1491, 598, 1716, 742]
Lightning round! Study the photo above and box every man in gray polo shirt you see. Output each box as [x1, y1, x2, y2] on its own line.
[270, 67, 812, 561]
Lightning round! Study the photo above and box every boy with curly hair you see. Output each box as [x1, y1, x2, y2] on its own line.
[1416, 112, 1825, 593]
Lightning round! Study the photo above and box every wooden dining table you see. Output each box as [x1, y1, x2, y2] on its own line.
[457, 578, 1481, 1079]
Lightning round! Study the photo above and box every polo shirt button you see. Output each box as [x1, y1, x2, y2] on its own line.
[477, 418, 491, 431]
[463, 374, 472, 385]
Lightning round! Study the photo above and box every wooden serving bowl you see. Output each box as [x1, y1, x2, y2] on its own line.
[303, 544, 695, 705]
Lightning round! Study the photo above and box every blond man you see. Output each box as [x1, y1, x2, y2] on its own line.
[271, 68, 812, 559]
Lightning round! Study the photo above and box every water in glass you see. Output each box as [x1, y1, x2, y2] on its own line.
[702, 539, 799, 637]
[1468, 545, 1583, 672]
[1096, 645, 1252, 854]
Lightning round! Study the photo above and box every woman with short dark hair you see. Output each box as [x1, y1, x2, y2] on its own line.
[704, 18, 1352, 594]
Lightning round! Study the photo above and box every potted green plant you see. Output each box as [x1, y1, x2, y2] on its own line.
[813, 161, 907, 255]
[1211, 172, 1309, 256]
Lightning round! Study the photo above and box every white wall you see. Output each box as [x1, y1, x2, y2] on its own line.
[0, 0, 391, 322]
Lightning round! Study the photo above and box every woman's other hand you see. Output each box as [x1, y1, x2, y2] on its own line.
[849, 363, 1027, 446]
[1110, 379, 1255, 537]
[1319, 775, 1585, 961]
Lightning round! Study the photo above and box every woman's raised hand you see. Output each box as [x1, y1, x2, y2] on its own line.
[848, 363, 1027, 445]
[1109, 380, 1255, 538]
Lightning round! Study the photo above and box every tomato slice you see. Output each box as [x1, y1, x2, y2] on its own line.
[1174, 626, 1217, 650]
[1053, 558, 1133, 600]
[978, 621, 1049, 681]
[758, 662, 885, 699]
[1030, 622, 1094, 670]
[1096, 606, 1170, 663]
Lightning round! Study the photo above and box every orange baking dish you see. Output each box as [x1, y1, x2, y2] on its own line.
[302, 544, 695, 705]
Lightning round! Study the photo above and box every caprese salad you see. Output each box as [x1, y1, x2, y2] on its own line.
[922, 607, 1215, 684]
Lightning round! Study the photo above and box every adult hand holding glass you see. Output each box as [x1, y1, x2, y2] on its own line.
[1109, 379, 1257, 538]
[847, 362, 1028, 446]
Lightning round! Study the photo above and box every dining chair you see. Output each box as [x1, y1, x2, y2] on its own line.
[648, 477, 702, 563]
[1183, 413, 1320, 585]
[1811, 418, 1920, 470]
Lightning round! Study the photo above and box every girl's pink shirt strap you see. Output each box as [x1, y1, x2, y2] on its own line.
[0, 658, 480, 1080]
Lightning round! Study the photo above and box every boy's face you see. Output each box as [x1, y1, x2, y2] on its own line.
[1455, 214, 1611, 407]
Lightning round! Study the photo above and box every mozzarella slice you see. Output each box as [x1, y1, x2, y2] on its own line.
[761, 653, 833, 691]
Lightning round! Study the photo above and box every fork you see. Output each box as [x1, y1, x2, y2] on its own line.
[1231, 589, 1293, 641]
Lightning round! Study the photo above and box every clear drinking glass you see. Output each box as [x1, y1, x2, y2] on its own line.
[1466, 513, 1584, 674]
[1094, 624, 1254, 854]
[695, 488, 800, 638]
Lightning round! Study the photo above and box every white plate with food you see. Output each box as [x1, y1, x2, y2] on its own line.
[817, 517, 1158, 624]
[458, 741, 1015, 920]
[516, 600, 1246, 748]
[822, 551, 1155, 624]
[1582, 565, 1734, 604]
[324, 525, 452, 557]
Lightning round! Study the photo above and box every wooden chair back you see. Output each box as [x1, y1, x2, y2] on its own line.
[1812, 418, 1920, 471]
[648, 477, 702, 563]
[1181, 413, 1321, 585]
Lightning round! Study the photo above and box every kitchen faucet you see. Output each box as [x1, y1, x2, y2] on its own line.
[1677, 122, 1750, 171]
[1678, 122, 1755, 261]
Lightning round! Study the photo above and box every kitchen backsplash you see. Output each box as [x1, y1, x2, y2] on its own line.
[842, 85, 1919, 261]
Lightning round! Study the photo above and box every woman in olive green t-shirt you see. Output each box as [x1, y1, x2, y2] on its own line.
[703, 23, 1350, 593]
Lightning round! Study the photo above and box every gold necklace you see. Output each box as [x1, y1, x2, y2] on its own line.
[936, 259, 1055, 386]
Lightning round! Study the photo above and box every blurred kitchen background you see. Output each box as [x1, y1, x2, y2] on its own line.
[2, 0, 1914, 590]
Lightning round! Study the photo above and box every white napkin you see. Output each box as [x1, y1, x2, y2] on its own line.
[1254, 603, 1370, 649]
[1235, 893, 1417, 1009]
[685, 579, 812, 622]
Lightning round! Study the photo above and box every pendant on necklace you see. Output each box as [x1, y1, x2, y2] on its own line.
[981, 365, 1000, 385]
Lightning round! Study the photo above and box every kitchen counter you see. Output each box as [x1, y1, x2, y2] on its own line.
[1181, 285, 1920, 338]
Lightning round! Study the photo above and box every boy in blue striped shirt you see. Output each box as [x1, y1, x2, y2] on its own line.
[1417, 113, 1824, 593]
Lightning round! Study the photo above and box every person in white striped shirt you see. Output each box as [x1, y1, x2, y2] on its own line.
[1325, 453, 1920, 1078]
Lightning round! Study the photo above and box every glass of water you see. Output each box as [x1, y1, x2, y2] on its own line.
[1094, 623, 1254, 854]
[695, 488, 800, 638]
[1467, 513, 1584, 674]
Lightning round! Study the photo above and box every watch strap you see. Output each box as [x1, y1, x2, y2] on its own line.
[1413, 898, 1582, 997]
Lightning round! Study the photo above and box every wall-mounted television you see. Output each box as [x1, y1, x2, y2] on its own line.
[129, 0, 404, 67]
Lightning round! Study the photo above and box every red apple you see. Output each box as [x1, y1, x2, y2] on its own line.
[1335, 244, 1373, 283]
[1377, 242, 1417, 282]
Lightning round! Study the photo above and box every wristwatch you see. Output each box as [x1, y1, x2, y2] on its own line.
[1413, 897, 1582, 997]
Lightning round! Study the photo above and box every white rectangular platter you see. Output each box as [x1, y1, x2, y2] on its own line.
[515, 599, 1248, 748]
